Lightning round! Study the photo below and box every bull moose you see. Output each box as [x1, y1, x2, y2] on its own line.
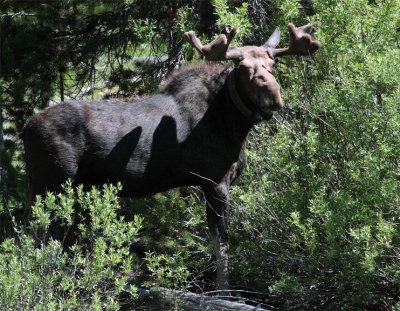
[22, 23, 320, 290]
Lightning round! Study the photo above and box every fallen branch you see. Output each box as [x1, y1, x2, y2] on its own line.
[134, 286, 270, 311]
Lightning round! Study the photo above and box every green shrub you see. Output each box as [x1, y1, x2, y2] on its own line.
[121, 188, 212, 291]
[145, 251, 190, 289]
[0, 181, 142, 310]
[228, 0, 400, 309]
[213, 0, 252, 39]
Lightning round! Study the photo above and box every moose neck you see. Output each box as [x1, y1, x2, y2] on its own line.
[227, 69, 262, 125]
[213, 70, 255, 146]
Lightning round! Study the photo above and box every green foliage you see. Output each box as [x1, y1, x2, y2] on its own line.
[178, 6, 199, 35]
[178, 6, 203, 62]
[122, 188, 211, 290]
[277, 0, 301, 23]
[145, 251, 190, 289]
[228, 0, 400, 308]
[0, 182, 142, 310]
[213, 0, 252, 39]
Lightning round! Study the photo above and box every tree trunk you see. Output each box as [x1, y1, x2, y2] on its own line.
[0, 108, 8, 211]
[0, 109, 3, 167]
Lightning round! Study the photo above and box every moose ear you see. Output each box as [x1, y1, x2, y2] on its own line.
[264, 27, 281, 48]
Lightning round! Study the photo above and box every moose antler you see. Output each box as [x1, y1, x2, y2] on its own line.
[184, 28, 243, 61]
[271, 23, 321, 57]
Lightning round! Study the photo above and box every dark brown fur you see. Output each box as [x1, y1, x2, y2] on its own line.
[22, 63, 252, 290]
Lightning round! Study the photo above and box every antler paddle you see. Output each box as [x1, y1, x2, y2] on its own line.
[184, 28, 243, 61]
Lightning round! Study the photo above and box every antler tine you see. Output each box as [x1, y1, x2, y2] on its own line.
[184, 31, 204, 54]
[272, 23, 321, 58]
[184, 28, 241, 61]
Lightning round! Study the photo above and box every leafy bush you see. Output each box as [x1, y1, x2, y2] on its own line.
[145, 251, 190, 289]
[227, 0, 400, 309]
[121, 188, 212, 291]
[0, 182, 142, 310]
[213, 0, 252, 39]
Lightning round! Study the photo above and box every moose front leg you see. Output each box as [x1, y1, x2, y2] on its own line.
[202, 181, 230, 292]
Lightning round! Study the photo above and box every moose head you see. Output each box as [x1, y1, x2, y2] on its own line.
[184, 23, 321, 121]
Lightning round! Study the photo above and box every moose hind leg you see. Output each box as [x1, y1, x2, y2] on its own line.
[202, 182, 230, 292]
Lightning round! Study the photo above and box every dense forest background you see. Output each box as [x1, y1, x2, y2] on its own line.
[1, 0, 400, 310]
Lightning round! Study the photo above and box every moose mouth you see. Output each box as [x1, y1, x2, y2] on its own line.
[259, 97, 283, 120]
[259, 110, 274, 121]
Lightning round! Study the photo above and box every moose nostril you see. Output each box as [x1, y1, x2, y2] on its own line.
[271, 97, 284, 110]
